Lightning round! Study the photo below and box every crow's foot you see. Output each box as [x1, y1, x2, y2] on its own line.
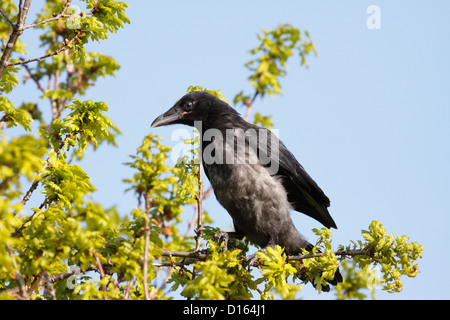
[243, 253, 259, 267]
[215, 231, 230, 253]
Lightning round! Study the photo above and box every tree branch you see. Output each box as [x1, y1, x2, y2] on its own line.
[43, 271, 57, 300]
[161, 250, 209, 261]
[11, 198, 49, 237]
[185, 183, 213, 239]
[287, 249, 371, 261]
[0, 8, 14, 27]
[142, 192, 151, 300]
[243, 90, 260, 121]
[194, 166, 204, 251]
[23, 14, 72, 30]
[0, 247, 373, 298]
[0, 266, 97, 297]
[13, 137, 67, 228]
[153, 259, 198, 268]
[0, 0, 32, 78]
[158, 248, 371, 267]
[22, 1, 72, 30]
[7, 33, 82, 68]
[22, 63, 45, 93]
[93, 250, 107, 293]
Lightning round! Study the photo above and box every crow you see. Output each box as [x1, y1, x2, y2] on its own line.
[151, 91, 342, 289]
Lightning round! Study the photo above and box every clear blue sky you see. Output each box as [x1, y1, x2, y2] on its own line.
[12, 1, 450, 299]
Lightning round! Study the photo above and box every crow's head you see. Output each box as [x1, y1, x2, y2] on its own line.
[151, 91, 238, 129]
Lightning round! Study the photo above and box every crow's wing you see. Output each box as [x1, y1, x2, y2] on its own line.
[258, 129, 337, 229]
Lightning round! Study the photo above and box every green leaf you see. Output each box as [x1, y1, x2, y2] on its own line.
[0, 97, 33, 131]
[0, 65, 20, 94]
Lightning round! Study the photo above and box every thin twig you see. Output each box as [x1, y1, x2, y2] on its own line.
[161, 250, 209, 261]
[185, 184, 213, 238]
[158, 248, 371, 268]
[28, 273, 44, 296]
[0, 0, 32, 78]
[194, 166, 204, 251]
[123, 281, 131, 299]
[287, 249, 371, 261]
[0, 8, 14, 27]
[142, 192, 151, 300]
[243, 90, 260, 121]
[93, 251, 105, 279]
[46, 265, 97, 284]
[23, 14, 72, 30]
[153, 258, 198, 268]
[185, 206, 198, 238]
[93, 250, 107, 293]
[18, 179, 41, 209]
[7, 33, 82, 68]
[48, 268, 78, 283]
[17, 0, 23, 20]
[17, 136, 66, 207]
[22, 63, 45, 93]
[43, 271, 57, 300]
[11, 198, 50, 238]
[22, 0, 72, 30]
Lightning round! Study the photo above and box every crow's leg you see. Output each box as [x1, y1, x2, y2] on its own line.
[215, 230, 244, 253]
[243, 253, 258, 266]
[243, 238, 277, 267]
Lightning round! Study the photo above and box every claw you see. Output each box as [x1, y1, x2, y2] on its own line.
[215, 231, 230, 253]
[243, 253, 259, 267]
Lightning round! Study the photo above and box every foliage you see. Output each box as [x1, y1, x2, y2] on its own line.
[0, 1, 422, 300]
[41, 99, 121, 160]
[347, 220, 423, 293]
[233, 23, 317, 127]
[247, 23, 316, 97]
[253, 112, 274, 129]
[0, 97, 33, 131]
[256, 245, 302, 299]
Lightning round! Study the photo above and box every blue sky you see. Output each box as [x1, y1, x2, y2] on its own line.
[11, 1, 450, 299]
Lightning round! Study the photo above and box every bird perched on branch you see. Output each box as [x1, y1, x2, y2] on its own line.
[151, 91, 342, 290]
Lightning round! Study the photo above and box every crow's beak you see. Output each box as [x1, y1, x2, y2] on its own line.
[150, 109, 181, 128]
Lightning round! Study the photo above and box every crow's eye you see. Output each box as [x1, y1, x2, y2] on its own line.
[184, 101, 194, 110]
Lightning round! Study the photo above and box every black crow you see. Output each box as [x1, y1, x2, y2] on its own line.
[151, 91, 342, 289]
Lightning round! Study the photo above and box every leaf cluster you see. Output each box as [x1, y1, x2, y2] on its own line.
[168, 239, 255, 300]
[36, 0, 129, 63]
[234, 23, 316, 104]
[0, 97, 33, 131]
[233, 24, 316, 127]
[356, 220, 423, 292]
[246, 23, 316, 97]
[41, 99, 121, 159]
[124, 134, 198, 232]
